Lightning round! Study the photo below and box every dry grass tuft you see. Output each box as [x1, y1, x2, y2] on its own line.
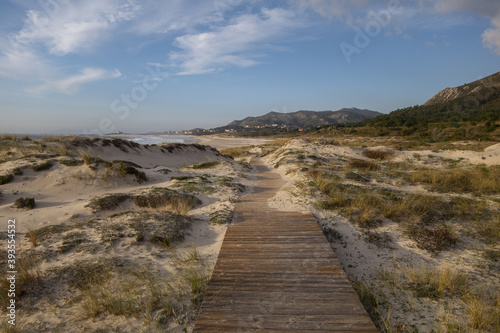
[403, 224, 457, 253]
[134, 188, 201, 216]
[411, 165, 500, 194]
[192, 161, 220, 169]
[363, 148, 395, 160]
[80, 150, 96, 166]
[464, 290, 500, 331]
[220, 146, 254, 158]
[403, 264, 469, 299]
[0, 134, 18, 142]
[85, 193, 131, 211]
[25, 225, 38, 247]
[348, 159, 380, 171]
[0, 257, 41, 308]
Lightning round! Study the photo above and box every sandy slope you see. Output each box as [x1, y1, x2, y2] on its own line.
[0, 138, 257, 332]
[262, 139, 500, 331]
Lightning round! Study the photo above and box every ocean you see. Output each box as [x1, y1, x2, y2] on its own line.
[107, 135, 198, 145]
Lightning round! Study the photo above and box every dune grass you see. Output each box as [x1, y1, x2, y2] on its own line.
[0, 256, 41, 309]
[310, 165, 499, 247]
[113, 161, 147, 183]
[220, 146, 254, 158]
[411, 165, 500, 194]
[85, 193, 131, 211]
[348, 159, 380, 171]
[0, 174, 14, 185]
[0, 134, 18, 142]
[32, 160, 54, 172]
[192, 161, 220, 169]
[134, 188, 201, 216]
[59, 158, 84, 166]
[363, 148, 395, 160]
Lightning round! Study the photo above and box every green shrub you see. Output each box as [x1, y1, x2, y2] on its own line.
[86, 193, 131, 211]
[171, 176, 194, 181]
[0, 174, 14, 185]
[134, 188, 201, 215]
[32, 161, 54, 172]
[114, 161, 147, 183]
[11, 167, 23, 175]
[60, 158, 84, 166]
[14, 197, 35, 209]
[192, 161, 220, 169]
[210, 210, 234, 225]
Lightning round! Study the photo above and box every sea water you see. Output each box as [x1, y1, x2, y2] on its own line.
[108, 135, 198, 145]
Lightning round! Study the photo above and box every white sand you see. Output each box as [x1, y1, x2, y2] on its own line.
[0, 138, 257, 332]
[262, 138, 500, 331]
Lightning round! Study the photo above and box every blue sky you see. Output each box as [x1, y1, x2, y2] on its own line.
[0, 0, 499, 134]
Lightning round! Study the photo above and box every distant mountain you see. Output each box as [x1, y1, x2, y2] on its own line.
[425, 71, 500, 107]
[226, 108, 382, 129]
[360, 72, 500, 128]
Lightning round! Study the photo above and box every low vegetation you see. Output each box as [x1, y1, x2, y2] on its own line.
[134, 188, 201, 216]
[210, 209, 234, 225]
[0, 134, 18, 142]
[85, 193, 131, 211]
[13, 197, 36, 209]
[363, 148, 395, 160]
[32, 160, 54, 172]
[113, 160, 147, 183]
[192, 161, 220, 169]
[275, 135, 500, 332]
[220, 146, 254, 158]
[0, 174, 14, 185]
[59, 158, 84, 166]
[411, 165, 500, 194]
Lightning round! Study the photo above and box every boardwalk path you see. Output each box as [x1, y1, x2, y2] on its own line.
[193, 158, 377, 332]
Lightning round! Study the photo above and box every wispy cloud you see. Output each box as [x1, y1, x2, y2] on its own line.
[170, 8, 301, 75]
[14, 0, 139, 55]
[30, 68, 122, 94]
[293, 0, 370, 21]
[132, 0, 241, 34]
[0, 0, 134, 94]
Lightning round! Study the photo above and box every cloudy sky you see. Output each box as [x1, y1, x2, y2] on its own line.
[0, 0, 499, 134]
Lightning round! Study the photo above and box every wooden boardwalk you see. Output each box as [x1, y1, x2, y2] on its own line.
[193, 158, 377, 332]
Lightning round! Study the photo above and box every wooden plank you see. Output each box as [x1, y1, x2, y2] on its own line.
[192, 158, 377, 332]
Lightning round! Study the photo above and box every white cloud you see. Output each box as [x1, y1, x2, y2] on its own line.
[170, 8, 300, 75]
[482, 16, 500, 55]
[30, 68, 122, 94]
[432, 0, 500, 55]
[14, 0, 140, 55]
[0, 0, 133, 94]
[293, 0, 370, 20]
[132, 0, 242, 35]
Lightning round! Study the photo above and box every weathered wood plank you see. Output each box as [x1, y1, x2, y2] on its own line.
[192, 158, 377, 332]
